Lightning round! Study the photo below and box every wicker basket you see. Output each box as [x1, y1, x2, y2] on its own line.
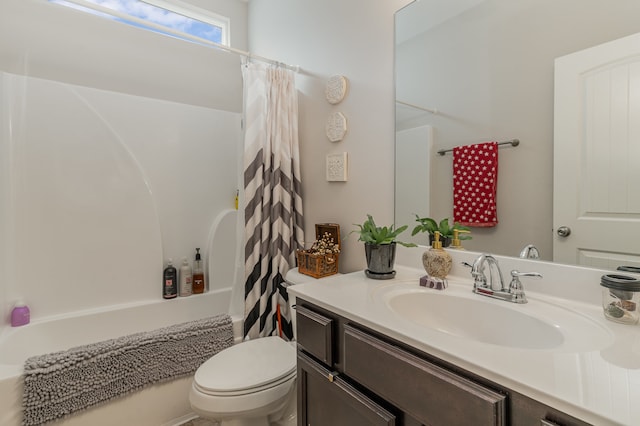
[296, 223, 341, 279]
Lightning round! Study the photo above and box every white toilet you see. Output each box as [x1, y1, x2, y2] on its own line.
[189, 268, 314, 426]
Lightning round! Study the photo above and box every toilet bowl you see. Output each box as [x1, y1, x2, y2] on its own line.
[189, 336, 297, 426]
[189, 267, 319, 426]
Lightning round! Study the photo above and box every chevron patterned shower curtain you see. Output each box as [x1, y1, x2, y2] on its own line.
[242, 62, 304, 340]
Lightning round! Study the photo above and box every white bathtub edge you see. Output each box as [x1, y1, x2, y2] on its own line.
[0, 290, 240, 426]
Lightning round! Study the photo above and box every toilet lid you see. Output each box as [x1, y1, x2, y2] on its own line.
[194, 336, 296, 394]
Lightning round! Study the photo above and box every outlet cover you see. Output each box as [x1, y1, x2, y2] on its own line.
[326, 152, 348, 182]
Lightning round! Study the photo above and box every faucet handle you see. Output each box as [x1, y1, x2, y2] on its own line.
[510, 270, 543, 280]
[509, 270, 542, 303]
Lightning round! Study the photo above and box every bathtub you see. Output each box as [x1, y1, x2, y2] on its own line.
[0, 289, 241, 426]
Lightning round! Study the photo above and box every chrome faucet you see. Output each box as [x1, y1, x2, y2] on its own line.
[469, 254, 542, 304]
[519, 244, 540, 259]
[470, 254, 505, 292]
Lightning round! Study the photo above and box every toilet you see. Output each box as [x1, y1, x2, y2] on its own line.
[189, 267, 316, 426]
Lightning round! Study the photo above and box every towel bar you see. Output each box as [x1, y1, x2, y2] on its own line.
[437, 139, 519, 156]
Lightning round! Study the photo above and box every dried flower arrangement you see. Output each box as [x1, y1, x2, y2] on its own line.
[297, 224, 341, 278]
[307, 232, 341, 256]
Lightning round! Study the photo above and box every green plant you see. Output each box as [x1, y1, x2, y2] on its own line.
[353, 214, 416, 247]
[411, 216, 472, 240]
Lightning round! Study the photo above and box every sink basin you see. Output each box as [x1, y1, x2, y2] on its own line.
[379, 284, 612, 351]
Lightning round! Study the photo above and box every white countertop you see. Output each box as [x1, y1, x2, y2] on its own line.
[288, 248, 640, 426]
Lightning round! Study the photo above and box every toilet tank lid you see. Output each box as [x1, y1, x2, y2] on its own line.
[285, 267, 341, 285]
[194, 336, 296, 392]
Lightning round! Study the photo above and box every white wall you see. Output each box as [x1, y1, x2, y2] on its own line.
[0, 0, 246, 325]
[396, 0, 640, 259]
[248, 0, 412, 272]
[0, 0, 247, 110]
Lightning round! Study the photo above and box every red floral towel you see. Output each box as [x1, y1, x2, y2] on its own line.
[453, 142, 498, 227]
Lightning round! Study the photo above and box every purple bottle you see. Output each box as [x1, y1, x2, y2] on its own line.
[11, 300, 30, 327]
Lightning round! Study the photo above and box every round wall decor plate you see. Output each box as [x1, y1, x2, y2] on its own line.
[325, 75, 348, 105]
[326, 112, 347, 142]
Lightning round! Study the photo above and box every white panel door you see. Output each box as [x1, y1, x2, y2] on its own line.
[554, 32, 640, 268]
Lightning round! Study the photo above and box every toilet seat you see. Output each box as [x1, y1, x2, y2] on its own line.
[194, 336, 296, 397]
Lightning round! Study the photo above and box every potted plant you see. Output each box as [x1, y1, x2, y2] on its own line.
[411, 216, 472, 247]
[353, 214, 416, 279]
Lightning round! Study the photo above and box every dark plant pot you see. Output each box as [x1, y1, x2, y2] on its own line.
[429, 234, 451, 248]
[365, 242, 397, 275]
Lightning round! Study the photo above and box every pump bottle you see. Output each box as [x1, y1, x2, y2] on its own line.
[192, 248, 206, 294]
[422, 231, 452, 279]
[450, 229, 471, 250]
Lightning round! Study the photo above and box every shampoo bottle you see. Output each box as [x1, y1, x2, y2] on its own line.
[192, 248, 205, 294]
[163, 259, 178, 299]
[179, 257, 193, 297]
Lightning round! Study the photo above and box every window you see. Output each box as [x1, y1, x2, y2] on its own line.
[50, 0, 230, 45]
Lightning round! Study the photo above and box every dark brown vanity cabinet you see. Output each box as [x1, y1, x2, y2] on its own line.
[297, 351, 396, 426]
[296, 299, 592, 426]
[343, 325, 505, 426]
[296, 305, 397, 425]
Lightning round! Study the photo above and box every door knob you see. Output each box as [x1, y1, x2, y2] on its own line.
[557, 226, 571, 237]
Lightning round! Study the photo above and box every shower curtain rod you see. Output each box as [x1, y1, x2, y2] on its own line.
[56, 0, 300, 72]
[396, 100, 438, 114]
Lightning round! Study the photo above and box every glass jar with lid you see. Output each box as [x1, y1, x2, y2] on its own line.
[600, 274, 640, 325]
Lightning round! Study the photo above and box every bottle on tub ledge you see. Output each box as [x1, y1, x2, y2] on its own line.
[179, 257, 193, 297]
[192, 248, 206, 294]
[163, 258, 178, 299]
[11, 299, 30, 327]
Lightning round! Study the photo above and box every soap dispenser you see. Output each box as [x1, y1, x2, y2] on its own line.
[450, 229, 471, 250]
[420, 231, 452, 289]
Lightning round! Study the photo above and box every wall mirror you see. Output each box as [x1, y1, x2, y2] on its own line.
[395, 0, 640, 268]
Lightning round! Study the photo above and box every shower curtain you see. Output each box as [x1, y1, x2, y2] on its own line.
[242, 62, 304, 340]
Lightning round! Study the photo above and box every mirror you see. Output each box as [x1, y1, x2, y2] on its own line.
[395, 0, 640, 265]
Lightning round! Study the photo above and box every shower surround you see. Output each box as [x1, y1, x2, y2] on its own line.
[0, 72, 242, 424]
[0, 71, 241, 322]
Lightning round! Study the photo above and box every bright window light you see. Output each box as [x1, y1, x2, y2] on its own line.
[49, 0, 230, 46]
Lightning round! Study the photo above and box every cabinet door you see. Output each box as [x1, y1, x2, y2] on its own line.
[344, 325, 506, 426]
[510, 391, 592, 426]
[297, 351, 396, 426]
[296, 305, 334, 366]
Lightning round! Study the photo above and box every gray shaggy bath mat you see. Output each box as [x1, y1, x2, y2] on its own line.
[21, 313, 233, 426]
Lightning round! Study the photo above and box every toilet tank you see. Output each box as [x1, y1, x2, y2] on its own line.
[285, 268, 341, 340]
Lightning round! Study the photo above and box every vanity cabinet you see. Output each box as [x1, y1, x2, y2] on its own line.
[297, 351, 396, 426]
[296, 299, 592, 426]
[296, 305, 397, 425]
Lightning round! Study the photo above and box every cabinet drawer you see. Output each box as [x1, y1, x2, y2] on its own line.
[298, 351, 396, 426]
[296, 305, 334, 365]
[344, 325, 506, 426]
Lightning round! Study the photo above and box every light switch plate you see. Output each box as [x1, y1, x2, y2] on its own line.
[326, 152, 348, 181]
